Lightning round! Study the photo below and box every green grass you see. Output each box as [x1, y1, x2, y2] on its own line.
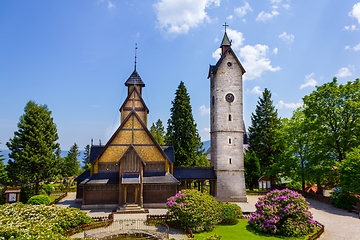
[193, 219, 309, 240]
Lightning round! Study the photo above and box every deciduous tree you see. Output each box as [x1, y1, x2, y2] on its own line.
[6, 101, 59, 194]
[339, 146, 360, 194]
[150, 119, 165, 146]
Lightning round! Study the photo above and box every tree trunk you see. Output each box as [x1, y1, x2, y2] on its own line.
[316, 179, 323, 196]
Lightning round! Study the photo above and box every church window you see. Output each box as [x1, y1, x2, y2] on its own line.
[229, 158, 232, 164]
[228, 138, 232, 144]
[227, 62, 232, 67]
[228, 114, 232, 121]
[212, 96, 215, 105]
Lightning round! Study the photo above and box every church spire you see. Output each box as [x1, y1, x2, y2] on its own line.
[220, 22, 231, 54]
[134, 43, 138, 70]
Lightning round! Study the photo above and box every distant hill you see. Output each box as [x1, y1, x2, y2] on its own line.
[0, 149, 85, 166]
[203, 140, 210, 151]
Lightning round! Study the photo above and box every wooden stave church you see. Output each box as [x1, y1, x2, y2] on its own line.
[76, 67, 180, 209]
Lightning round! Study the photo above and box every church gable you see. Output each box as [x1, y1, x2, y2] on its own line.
[120, 87, 149, 124]
[93, 111, 171, 172]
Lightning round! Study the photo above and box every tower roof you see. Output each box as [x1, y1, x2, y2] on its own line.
[220, 31, 231, 47]
[125, 69, 145, 87]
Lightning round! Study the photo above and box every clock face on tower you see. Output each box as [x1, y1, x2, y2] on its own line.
[225, 93, 234, 102]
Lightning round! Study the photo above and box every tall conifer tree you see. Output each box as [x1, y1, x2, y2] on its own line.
[61, 143, 81, 177]
[82, 144, 90, 170]
[248, 88, 282, 176]
[6, 101, 59, 194]
[166, 81, 207, 167]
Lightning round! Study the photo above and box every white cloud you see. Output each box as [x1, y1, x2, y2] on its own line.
[276, 100, 303, 109]
[227, 15, 233, 20]
[199, 105, 210, 116]
[279, 32, 294, 44]
[273, 47, 278, 54]
[256, 10, 279, 22]
[344, 25, 358, 31]
[349, 2, 360, 24]
[345, 43, 360, 51]
[300, 73, 317, 89]
[336, 66, 354, 78]
[107, 0, 115, 10]
[282, 4, 290, 10]
[153, 0, 220, 35]
[250, 86, 262, 95]
[234, 1, 253, 17]
[240, 44, 280, 80]
[271, 0, 282, 3]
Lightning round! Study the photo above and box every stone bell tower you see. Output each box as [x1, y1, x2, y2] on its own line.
[208, 25, 247, 202]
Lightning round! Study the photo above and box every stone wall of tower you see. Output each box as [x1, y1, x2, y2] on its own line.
[210, 51, 247, 202]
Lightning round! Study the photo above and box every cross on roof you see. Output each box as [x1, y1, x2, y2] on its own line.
[223, 22, 229, 32]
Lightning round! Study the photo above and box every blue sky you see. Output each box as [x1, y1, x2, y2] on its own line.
[1, 0, 359, 150]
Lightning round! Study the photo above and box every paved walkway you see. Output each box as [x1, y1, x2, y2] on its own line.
[57, 193, 360, 239]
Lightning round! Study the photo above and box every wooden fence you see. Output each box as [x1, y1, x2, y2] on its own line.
[49, 192, 67, 205]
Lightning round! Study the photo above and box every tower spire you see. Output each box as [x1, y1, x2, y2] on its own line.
[134, 43, 138, 70]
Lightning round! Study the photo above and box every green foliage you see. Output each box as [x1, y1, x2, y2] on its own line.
[0, 187, 5, 205]
[249, 188, 316, 237]
[82, 144, 91, 170]
[303, 78, 360, 163]
[244, 151, 261, 190]
[41, 184, 53, 195]
[248, 88, 282, 176]
[330, 187, 357, 211]
[204, 234, 222, 240]
[220, 202, 242, 224]
[19, 185, 36, 203]
[167, 189, 221, 233]
[0, 202, 92, 239]
[60, 142, 81, 177]
[27, 195, 51, 205]
[6, 101, 60, 194]
[0, 142, 9, 184]
[150, 119, 166, 146]
[166, 81, 206, 167]
[338, 147, 360, 194]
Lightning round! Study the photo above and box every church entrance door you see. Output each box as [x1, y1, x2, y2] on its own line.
[126, 185, 135, 204]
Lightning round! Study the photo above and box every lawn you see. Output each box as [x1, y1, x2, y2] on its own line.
[193, 219, 309, 240]
[49, 195, 59, 202]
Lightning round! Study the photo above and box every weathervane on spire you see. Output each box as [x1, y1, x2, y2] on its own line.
[134, 43, 138, 70]
[223, 22, 229, 32]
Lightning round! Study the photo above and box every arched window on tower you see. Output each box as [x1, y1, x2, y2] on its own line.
[228, 114, 232, 121]
[228, 138, 232, 144]
[229, 157, 232, 164]
[212, 96, 215, 105]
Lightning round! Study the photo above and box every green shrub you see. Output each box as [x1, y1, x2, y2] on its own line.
[220, 202, 242, 224]
[166, 189, 221, 233]
[20, 185, 36, 203]
[41, 184, 53, 195]
[27, 195, 51, 205]
[249, 188, 316, 237]
[330, 187, 357, 211]
[0, 202, 92, 239]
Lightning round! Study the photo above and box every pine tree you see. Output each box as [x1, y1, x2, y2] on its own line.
[61, 143, 81, 178]
[248, 88, 282, 177]
[0, 142, 9, 184]
[244, 151, 261, 190]
[166, 81, 207, 167]
[82, 144, 91, 170]
[150, 119, 165, 146]
[6, 101, 60, 194]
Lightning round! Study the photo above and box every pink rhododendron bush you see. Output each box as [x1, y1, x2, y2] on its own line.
[249, 188, 316, 237]
[166, 189, 222, 233]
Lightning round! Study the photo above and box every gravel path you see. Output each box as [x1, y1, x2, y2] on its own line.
[307, 198, 360, 240]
